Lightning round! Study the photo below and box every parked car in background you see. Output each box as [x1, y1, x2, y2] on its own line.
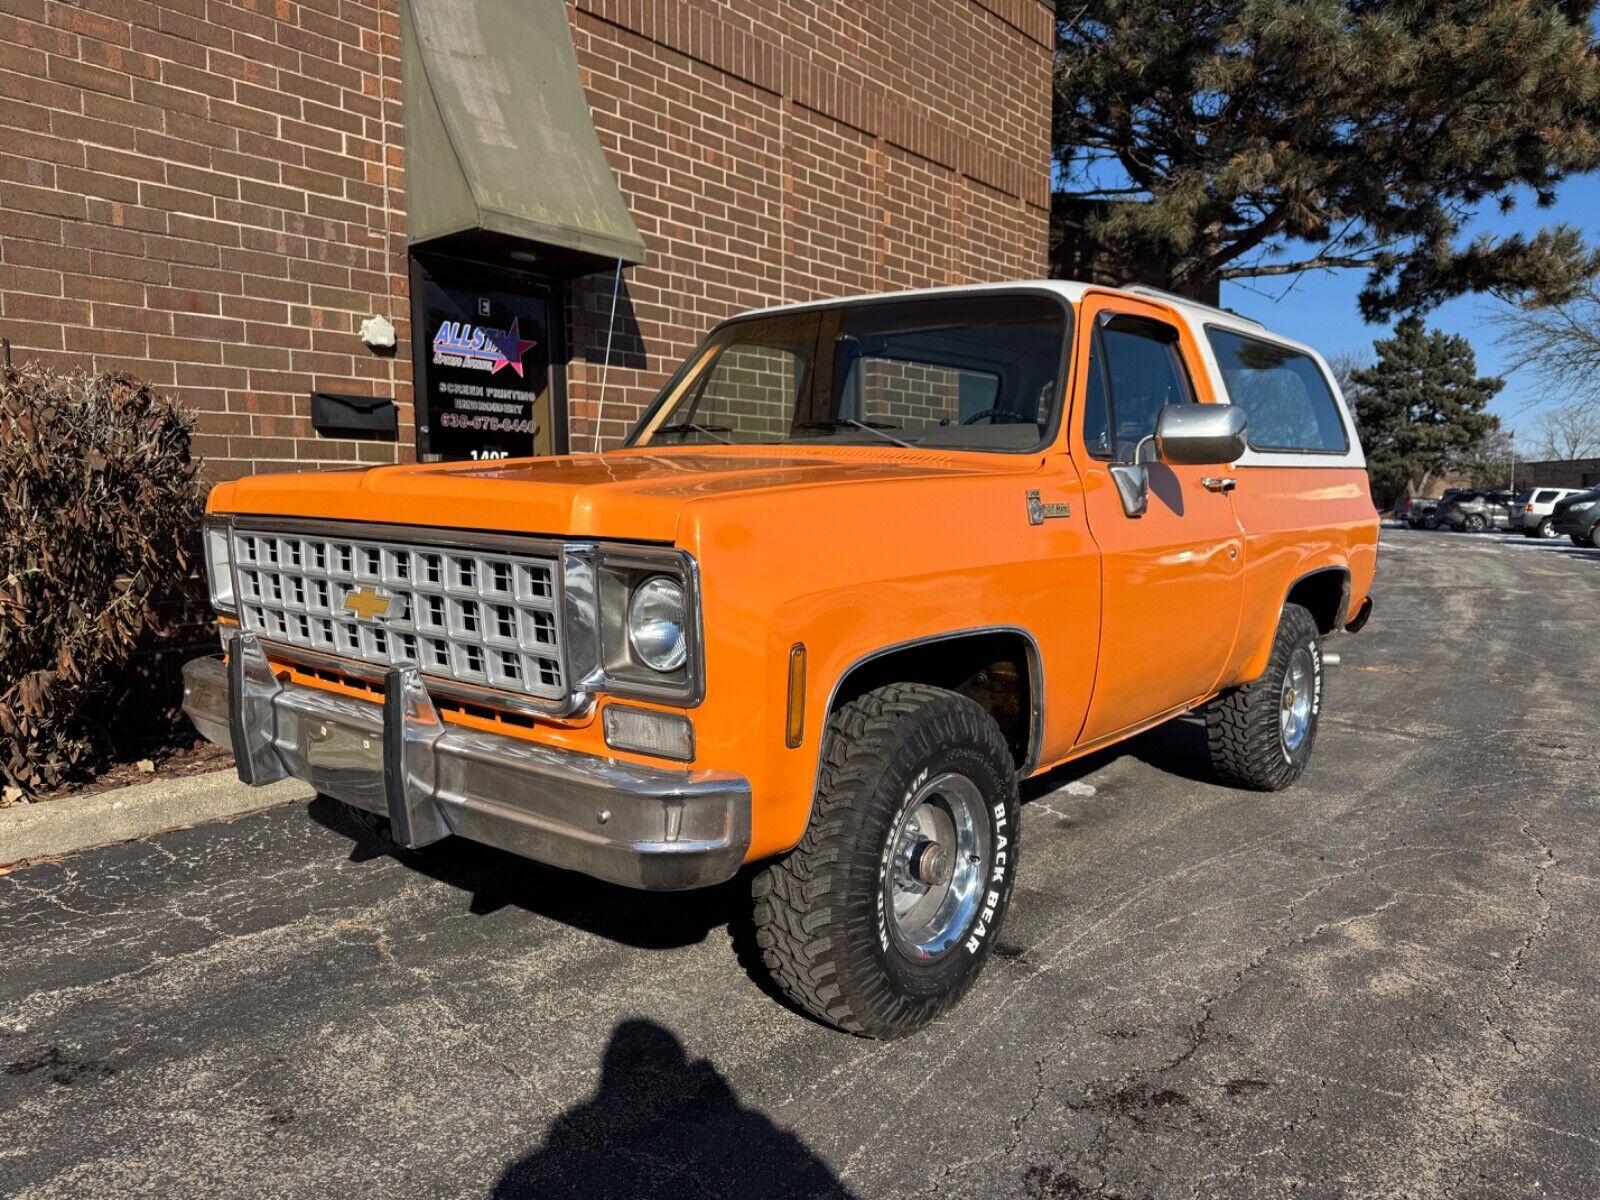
[1395, 495, 1441, 528]
[1517, 487, 1589, 538]
[1552, 487, 1600, 548]
[1422, 488, 1468, 529]
[1436, 490, 1517, 532]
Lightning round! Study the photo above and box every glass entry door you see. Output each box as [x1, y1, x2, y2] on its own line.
[411, 254, 566, 461]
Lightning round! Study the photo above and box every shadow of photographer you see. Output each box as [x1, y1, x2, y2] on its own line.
[489, 1018, 857, 1200]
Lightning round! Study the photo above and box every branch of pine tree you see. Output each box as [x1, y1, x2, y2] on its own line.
[1219, 253, 1391, 280]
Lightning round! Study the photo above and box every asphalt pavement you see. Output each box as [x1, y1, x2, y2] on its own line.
[3, 526, 1597, 1199]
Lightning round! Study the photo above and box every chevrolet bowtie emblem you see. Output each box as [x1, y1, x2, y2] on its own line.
[342, 587, 395, 622]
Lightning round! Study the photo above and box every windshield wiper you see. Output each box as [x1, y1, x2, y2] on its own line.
[793, 419, 914, 449]
[654, 421, 733, 444]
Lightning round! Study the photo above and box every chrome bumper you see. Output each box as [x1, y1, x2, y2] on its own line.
[182, 633, 751, 890]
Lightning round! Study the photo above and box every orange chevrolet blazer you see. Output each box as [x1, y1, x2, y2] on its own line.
[185, 281, 1378, 1036]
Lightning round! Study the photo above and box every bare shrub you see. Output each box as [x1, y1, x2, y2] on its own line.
[0, 363, 208, 795]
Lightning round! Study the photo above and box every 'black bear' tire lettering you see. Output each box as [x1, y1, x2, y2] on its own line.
[751, 683, 1020, 1038]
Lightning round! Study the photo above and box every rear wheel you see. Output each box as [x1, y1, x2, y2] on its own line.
[751, 683, 1020, 1038]
[1590, 524, 1600, 550]
[1537, 518, 1557, 539]
[1205, 604, 1323, 792]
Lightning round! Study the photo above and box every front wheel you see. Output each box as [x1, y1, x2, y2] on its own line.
[752, 683, 1020, 1038]
[1463, 513, 1487, 533]
[1204, 604, 1323, 791]
[1573, 534, 1588, 547]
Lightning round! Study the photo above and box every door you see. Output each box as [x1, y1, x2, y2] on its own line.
[410, 253, 567, 462]
[1071, 295, 1246, 745]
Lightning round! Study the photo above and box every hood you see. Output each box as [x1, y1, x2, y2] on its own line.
[208, 447, 1013, 542]
[1553, 490, 1600, 513]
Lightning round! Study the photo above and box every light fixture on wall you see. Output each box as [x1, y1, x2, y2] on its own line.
[359, 314, 397, 351]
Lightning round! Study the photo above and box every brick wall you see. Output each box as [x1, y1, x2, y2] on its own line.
[0, 0, 1052, 476]
[1517, 458, 1600, 490]
[565, 0, 1055, 449]
[0, 0, 408, 482]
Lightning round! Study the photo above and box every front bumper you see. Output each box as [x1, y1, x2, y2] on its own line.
[183, 633, 751, 890]
[1553, 510, 1598, 538]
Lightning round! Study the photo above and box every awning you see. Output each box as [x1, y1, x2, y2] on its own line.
[401, 0, 647, 275]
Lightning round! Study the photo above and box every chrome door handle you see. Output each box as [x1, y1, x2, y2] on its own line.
[1201, 476, 1237, 494]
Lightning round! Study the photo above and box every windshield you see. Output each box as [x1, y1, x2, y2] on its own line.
[628, 293, 1069, 453]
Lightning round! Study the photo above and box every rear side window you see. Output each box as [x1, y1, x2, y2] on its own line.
[1535, 490, 1560, 503]
[1206, 329, 1349, 454]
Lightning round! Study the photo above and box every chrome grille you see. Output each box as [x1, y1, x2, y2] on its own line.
[232, 526, 565, 701]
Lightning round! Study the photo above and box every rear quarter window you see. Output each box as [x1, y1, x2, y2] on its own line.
[1205, 328, 1350, 454]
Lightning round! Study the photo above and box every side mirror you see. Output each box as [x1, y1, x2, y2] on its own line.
[1153, 404, 1248, 466]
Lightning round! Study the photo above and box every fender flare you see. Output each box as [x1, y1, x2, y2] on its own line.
[1238, 565, 1351, 683]
[795, 625, 1046, 846]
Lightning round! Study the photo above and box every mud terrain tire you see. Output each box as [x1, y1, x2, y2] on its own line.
[1205, 603, 1323, 792]
[751, 683, 1020, 1038]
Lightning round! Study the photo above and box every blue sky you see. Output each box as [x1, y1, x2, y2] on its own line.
[1219, 174, 1600, 446]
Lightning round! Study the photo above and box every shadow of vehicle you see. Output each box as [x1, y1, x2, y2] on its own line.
[307, 797, 818, 1019]
[488, 1019, 858, 1200]
[307, 796, 740, 949]
[1020, 712, 1217, 802]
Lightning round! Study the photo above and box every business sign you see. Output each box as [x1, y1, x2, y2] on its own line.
[413, 261, 555, 461]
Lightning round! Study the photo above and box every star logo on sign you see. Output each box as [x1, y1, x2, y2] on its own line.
[487, 318, 538, 377]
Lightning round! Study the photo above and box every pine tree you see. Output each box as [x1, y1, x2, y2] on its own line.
[1053, 1, 1600, 316]
[1349, 317, 1503, 503]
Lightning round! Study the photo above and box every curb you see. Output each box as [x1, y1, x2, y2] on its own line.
[0, 769, 315, 869]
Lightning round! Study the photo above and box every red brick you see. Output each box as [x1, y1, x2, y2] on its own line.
[5, 292, 92, 324]
[56, 166, 141, 204]
[0, 179, 86, 219]
[65, 324, 149, 357]
[47, 3, 132, 47]
[0, 318, 66, 350]
[86, 144, 167, 183]
[88, 251, 169, 285]
[63, 272, 147, 305]
[46, 53, 134, 100]
[0, 262, 62, 295]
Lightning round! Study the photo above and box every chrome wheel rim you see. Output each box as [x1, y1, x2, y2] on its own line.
[1280, 647, 1315, 755]
[886, 772, 991, 960]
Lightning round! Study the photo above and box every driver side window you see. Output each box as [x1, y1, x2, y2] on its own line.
[1081, 315, 1195, 461]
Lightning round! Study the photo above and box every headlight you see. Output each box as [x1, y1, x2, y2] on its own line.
[1571, 501, 1596, 513]
[203, 519, 235, 612]
[570, 546, 702, 704]
[627, 576, 688, 671]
